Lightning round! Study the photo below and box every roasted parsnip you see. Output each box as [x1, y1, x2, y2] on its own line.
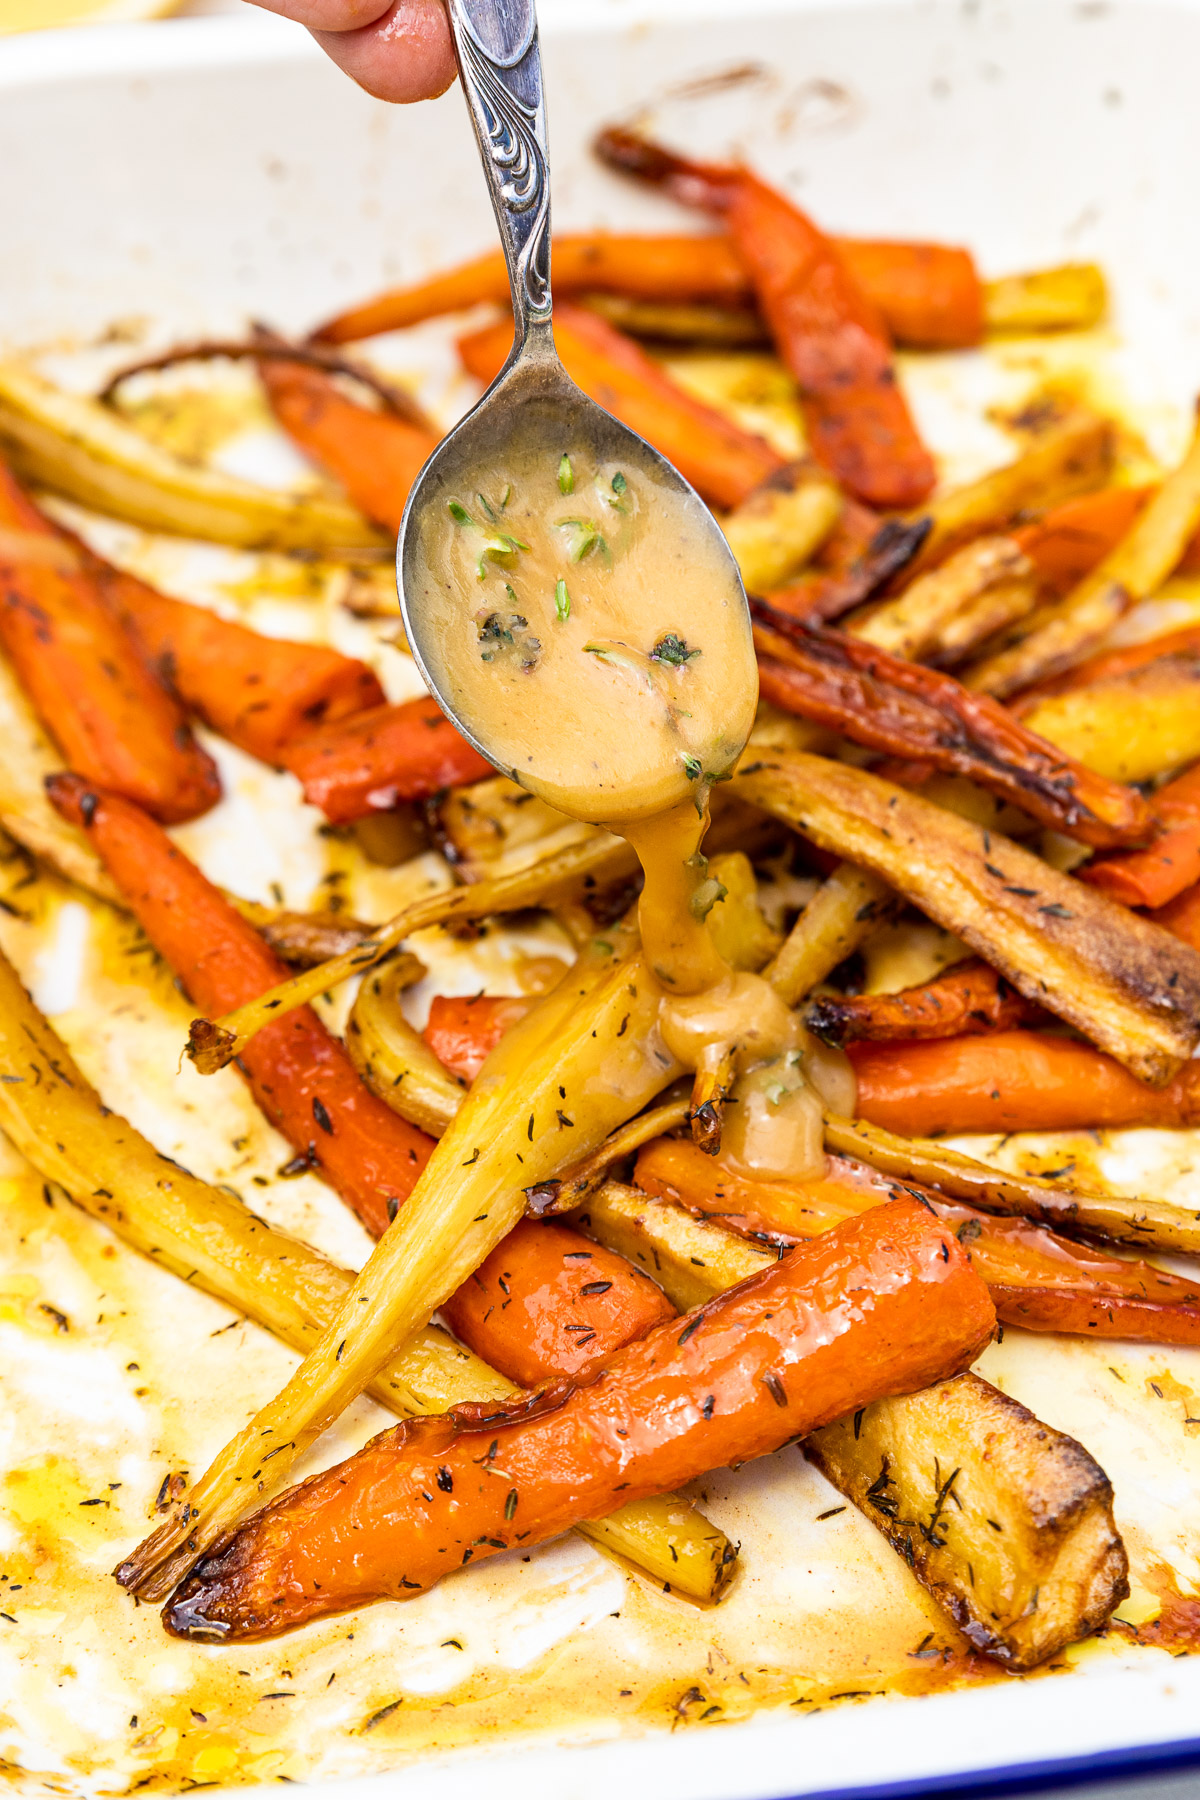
[120, 928, 683, 1600]
[721, 460, 843, 593]
[965, 408, 1200, 696]
[578, 1181, 1127, 1667]
[1019, 656, 1200, 785]
[0, 948, 726, 1598]
[0, 360, 382, 552]
[735, 751, 1200, 1084]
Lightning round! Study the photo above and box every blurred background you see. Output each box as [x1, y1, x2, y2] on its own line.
[0, 0, 239, 30]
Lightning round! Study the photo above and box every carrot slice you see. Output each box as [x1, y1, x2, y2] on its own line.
[161, 1196, 993, 1639]
[1015, 623, 1200, 707]
[750, 606, 1152, 849]
[46, 776, 432, 1237]
[845, 1029, 1200, 1137]
[457, 301, 782, 511]
[1013, 486, 1153, 597]
[808, 959, 1043, 1043]
[423, 993, 534, 1082]
[636, 1137, 1200, 1344]
[73, 543, 385, 764]
[441, 1217, 675, 1387]
[279, 695, 492, 824]
[0, 464, 220, 823]
[592, 129, 936, 508]
[258, 355, 438, 535]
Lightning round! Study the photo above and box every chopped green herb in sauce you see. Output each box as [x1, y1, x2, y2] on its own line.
[558, 454, 574, 495]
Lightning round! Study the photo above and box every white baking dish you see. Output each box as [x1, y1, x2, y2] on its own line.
[4, 2, 1200, 1795]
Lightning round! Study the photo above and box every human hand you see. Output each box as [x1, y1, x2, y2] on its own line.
[246, 0, 457, 103]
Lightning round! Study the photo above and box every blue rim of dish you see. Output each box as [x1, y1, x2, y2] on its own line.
[786, 1733, 1200, 1800]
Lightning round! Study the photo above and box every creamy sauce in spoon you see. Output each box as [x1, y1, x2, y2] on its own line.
[416, 448, 852, 1174]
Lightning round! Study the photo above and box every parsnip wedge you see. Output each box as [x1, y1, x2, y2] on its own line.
[735, 751, 1200, 1085]
[0, 360, 383, 552]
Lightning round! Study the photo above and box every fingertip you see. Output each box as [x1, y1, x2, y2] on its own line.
[312, 0, 458, 104]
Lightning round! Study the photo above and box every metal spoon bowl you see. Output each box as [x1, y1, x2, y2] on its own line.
[396, 0, 751, 803]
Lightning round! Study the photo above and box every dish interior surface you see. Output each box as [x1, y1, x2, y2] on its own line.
[4, 3, 1200, 1796]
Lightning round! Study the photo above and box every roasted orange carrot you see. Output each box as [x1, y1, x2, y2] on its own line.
[73, 544, 385, 765]
[457, 301, 782, 510]
[763, 505, 930, 622]
[1151, 878, 1200, 949]
[279, 695, 492, 824]
[441, 1217, 675, 1387]
[834, 239, 982, 351]
[316, 232, 982, 353]
[1014, 623, 1200, 706]
[593, 129, 935, 508]
[162, 1196, 993, 1639]
[635, 1137, 1200, 1344]
[0, 464, 220, 823]
[808, 959, 1043, 1043]
[845, 1030, 1200, 1137]
[750, 606, 1152, 849]
[1082, 763, 1200, 908]
[1012, 486, 1153, 597]
[423, 993, 534, 1082]
[47, 777, 432, 1237]
[258, 355, 438, 535]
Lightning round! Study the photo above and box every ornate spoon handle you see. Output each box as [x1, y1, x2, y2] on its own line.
[444, 0, 553, 348]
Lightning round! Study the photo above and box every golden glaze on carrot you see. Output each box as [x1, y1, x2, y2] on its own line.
[593, 129, 936, 508]
[47, 776, 432, 1237]
[634, 1137, 1200, 1344]
[78, 545, 385, 764]
[162, 1197, 994, 1639]
[441, 1218, 675, 1388]
[279, 695, 492, 823]
[1082, 764, 1200, 909]
[846, 1030, 1200, 1137]
[0, 463, 220, 823]
[749, 607, 1153, 849]
[457, 301, 782, 511]
[808, 959, 1043, 1043]
[258, 355, 438, 535]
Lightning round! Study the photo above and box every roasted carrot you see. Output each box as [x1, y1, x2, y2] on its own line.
[315, 232, 982, 353]
[1151, 878, 1200, 950]
[845, 1030, 1200, 1137]
[835, 239, 982, 351]
[1015, 623, 1200, 706]
[279, 695, 492, 824]
[441, 1217, 675, 1387]
[1082, 763, 1200, 909]
[47, 776, 433, 1238]
[423, 993, 534, 1082]
[808, 959, 1043, 1043]
[635, 1137, 1200, 1345]
[72, 543, 385, 765]
[593, 128, 935, 508]
[750, 606, 1153, 849]
[763, 505, 930, 623]
[1013, 486, 1153, 596]
[258, 355, 438, 536]
[0, 463, 220, 823]
[161, 1196, 994, 1639]
[457, 302, 782, 511]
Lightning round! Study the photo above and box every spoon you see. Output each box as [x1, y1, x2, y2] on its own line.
[396, 0, 755, 824]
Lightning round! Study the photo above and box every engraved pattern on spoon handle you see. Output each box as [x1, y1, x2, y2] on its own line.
[445, 0, 552, 340]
